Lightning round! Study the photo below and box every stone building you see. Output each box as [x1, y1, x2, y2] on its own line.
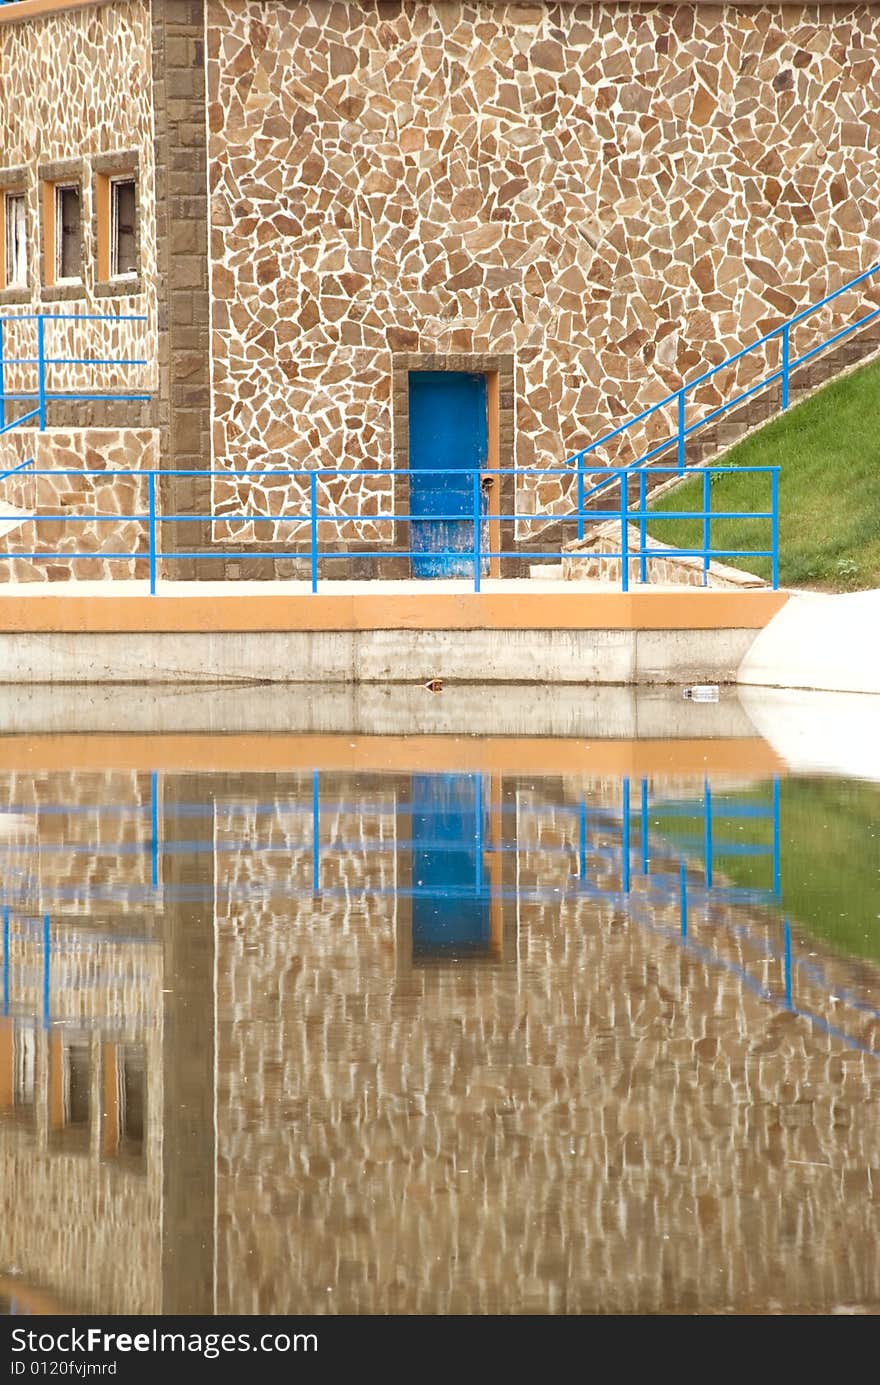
[0, 0, 878, 580]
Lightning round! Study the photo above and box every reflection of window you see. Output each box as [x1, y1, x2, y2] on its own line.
[110, 178, 137, 278]
[3, 192, 26, 289]
[103, 1043, 145, 1160]
[55, 184, 81, 282]
[121, 1047, 144, 1147]
[13, 1028, 35, 1105]
[63, 1041, 90, 1126]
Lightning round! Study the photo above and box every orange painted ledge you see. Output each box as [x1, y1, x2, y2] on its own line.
[0, 733, 787, 778]
[0, 588, 789, 633]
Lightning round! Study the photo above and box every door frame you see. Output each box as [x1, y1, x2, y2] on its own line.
[391, 352, 515, 579]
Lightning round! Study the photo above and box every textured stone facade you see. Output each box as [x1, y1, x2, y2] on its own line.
[2, 2, 880, 578]
[0, 1, 157, 401]
[562, 518, 764, 586]
[205, 0, 880, 558]
[0, 427, 157, 581]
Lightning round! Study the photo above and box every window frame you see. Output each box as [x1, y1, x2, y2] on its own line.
[0, 169, 30, 301]
[109, 175, 138, 281]
[3, 190, 27, 290]
[94, 155, 141, 296]
[38, 161, 85, 299]
[54, 181, 83, 285]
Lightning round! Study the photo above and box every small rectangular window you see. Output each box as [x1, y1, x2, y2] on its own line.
[3, 192, 26, 289]
[55, 183, 81, 282]
[110, 178, 137, 278]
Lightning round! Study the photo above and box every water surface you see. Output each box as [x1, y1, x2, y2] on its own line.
[0, 736, 877, 1315]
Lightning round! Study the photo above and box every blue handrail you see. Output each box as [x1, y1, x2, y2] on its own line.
[0, 461, 780, 595]
[0, 311, 149, 433]
[569, 260, 880, 531]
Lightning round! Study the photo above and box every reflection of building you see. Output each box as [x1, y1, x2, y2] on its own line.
[1, 743, 879, 1315]
[0, 771, 163, 1316]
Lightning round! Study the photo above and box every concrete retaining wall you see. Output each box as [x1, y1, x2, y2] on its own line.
[0, 626, 760, 686]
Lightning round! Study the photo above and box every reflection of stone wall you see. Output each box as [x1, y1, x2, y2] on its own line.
[0, 1, 157, 399]
[0, 430, 157, 582]
[0, 768, 163, 1315]
[0, 1140, 162, 1314]
[215, 777, 880, 1314]
[206, 1, 880, 539]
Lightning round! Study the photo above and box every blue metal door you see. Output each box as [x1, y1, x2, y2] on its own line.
[411, 773, 490, 959]
[408, 371, 489, 578]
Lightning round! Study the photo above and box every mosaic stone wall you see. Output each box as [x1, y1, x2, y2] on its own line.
[561, 518, 759, 586]
[0, 1, 157, 398]
[213, 775, 880, 1314]
[206, 1, 880, 545]
[0, 428, 157, 581]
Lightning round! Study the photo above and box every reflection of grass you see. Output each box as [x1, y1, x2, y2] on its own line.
[647, 355, 880, 590]
[651, 777, 880, 964]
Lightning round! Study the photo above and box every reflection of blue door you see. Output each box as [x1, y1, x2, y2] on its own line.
[411, 774, 490, 958]
[408, 371, 489, 578]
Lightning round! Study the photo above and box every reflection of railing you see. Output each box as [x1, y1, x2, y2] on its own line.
[0, 311, 150, 435]
[0, 907, 160, 1030]
[592, 777, 879, 1059]
[569, 261, 880, 519]
[0, 772, 875, 1057]
[0, 461, 781, 592]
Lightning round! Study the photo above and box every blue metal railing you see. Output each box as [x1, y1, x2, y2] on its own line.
[0, 311, 150, 435]
[568, 261, 880, 531]
[0, 461, 780, 593]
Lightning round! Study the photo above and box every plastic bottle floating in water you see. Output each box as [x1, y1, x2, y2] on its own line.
[682, 685, 720, 702]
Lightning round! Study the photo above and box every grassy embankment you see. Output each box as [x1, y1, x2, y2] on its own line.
[647, 354, 880, 590]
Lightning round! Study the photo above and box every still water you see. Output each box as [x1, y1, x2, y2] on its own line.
[0, 734, 878, 1315]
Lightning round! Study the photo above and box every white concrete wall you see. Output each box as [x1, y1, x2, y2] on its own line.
[0, 627, 760, 686]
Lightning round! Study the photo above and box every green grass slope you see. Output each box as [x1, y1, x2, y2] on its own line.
[647, 354, 880, 590]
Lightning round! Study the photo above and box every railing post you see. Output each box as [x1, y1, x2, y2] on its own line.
[472, 468, 481, 593]
[704, 777, 713, 887]
[0, 318, 5, 432]
[312, 770, 320, 894]
[640, 777, 649, 875]
[619, 471, 629, 593]
[37, 315, 47, 430]
[150, 770, 159, 889]
[2, 905, 9, 1016]
[702, 467, 711, 587]
[680, 860, 688, 939]
[676, 388, 685, 473]
[622, 777, 631, 895]
[576, 452, 585, 541]
[148, 470, 157, 596]
[638, 470, 647, 584]
[309, 470, 318, 593]
[772, 776, 781, 898]
[771, 467, 779, 591]
[784, 919, 792, 1010]
[781, 324, 790, 410]
[42, 912, 50, 1029]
